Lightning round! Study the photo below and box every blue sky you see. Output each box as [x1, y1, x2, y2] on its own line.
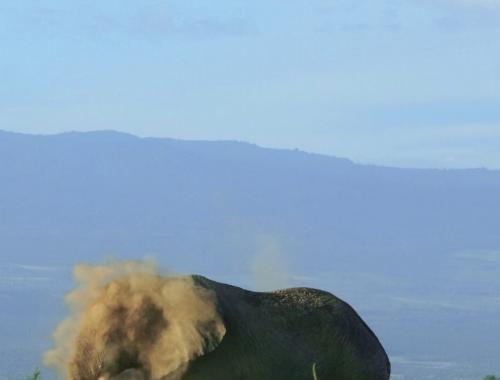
[1, 0, 499, 168]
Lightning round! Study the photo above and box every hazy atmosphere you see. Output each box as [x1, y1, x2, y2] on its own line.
[1, 1, 499, 380]
[2, 0, 500, 168]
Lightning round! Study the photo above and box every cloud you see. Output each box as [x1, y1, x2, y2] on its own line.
[426, 0, 500, 10]
[0, 264, 63, 288]
[405, 0, 500, 30]
[390, 356, 456, 370]
[389, 296, 468, 311]
[128, 3, 255, 39]
[455, 250, 500, 262]
[7, 2, 255, 42]
[456, 0, 500, 8]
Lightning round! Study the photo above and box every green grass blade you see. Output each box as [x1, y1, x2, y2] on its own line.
[312, 362, 318, 380]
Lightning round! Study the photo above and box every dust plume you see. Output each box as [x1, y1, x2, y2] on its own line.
[251, 236, 291, 291]
[43, 260, 226, 380]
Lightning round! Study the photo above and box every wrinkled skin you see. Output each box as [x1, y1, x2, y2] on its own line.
[102, 276, 390, 380]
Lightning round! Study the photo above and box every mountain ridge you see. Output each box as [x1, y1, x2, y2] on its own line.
[3, 129, 495, 172]
[0, 128, 499, 272]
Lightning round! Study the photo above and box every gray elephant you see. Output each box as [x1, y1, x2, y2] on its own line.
[183, 276, 390, 380]
[57, 274, 390, 380]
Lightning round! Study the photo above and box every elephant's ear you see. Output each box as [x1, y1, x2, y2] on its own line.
[195, 316, 226, 355]
[186, 281, 227, 359]
[158, 316, 226, 380]
[145, 277, 227, 379]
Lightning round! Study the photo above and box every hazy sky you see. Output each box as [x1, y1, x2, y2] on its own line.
[1, 0, 499, 168]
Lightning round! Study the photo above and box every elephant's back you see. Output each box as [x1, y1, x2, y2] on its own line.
[188, 276, 390, 380]
[269, 287, 390, 380]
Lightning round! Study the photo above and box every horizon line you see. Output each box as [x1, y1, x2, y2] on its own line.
[0, 128, 495, 172]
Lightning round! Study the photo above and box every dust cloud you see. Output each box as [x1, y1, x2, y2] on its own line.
[251, 236, 291, 291]
[43, 260, 225, 380]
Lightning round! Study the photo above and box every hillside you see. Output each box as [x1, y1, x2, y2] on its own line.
[1, 130, 499, 272]
[0, 129, 499, 379]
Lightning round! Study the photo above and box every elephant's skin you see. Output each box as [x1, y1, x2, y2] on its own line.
[180, 275, 390, 380]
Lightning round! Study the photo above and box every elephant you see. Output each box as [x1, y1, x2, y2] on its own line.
[59, 274, 390, 380]
[182, 276, 390, 380]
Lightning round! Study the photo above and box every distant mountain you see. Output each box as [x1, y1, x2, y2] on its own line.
[1, 129, 500, 379]
[0, 129, 499, 276]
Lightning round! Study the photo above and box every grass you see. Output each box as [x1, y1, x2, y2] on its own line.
[18, 366, 318, 380]
[16, 364, 319, 380]
[19, 370, 40, 380]
[312, 363, 318, 380]
[18, 366, 495, 380]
